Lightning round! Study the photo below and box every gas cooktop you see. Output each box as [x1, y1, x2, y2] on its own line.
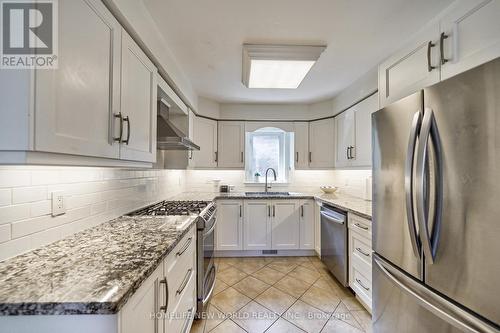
[127, 200, 210, 217]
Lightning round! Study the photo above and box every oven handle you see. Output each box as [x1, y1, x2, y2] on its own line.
[202, 265, 217, 304]
[203, 217, 217, 237]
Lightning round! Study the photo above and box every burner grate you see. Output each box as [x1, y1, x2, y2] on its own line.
[128, 200, 209, 216]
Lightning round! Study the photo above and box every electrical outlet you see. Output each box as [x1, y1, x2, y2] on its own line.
[51, 191, 66, 216]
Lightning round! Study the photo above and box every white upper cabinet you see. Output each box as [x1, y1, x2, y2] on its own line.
[293, 122, 309, 169]
[271, 200, 300, 250]
[353, 94, 378, 167]
[379, 24, 441, 107]
[217, 121, 245, 168]
[35, 0, 122, 159]
[309, 118, 335, 168]
[216, 200, 243, 251]
[440, 0, 500, 80]
[335, 109, 355, 168]
[119, 30, 158, 163]
[192, 116, 218, 168]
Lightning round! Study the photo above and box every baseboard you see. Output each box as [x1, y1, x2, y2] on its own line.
[214, 249, 317, 257]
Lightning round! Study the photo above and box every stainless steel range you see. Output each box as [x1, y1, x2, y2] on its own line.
[127, 200, 218, 319]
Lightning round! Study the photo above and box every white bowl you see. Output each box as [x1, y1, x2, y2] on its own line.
[320, 186, 338, 194]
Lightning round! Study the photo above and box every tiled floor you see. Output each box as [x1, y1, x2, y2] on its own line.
[191, 256, 372, 333]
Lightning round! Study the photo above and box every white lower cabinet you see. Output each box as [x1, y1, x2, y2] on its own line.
[243, 200, 272, 250]
[299, 200, 315, 250]
[348, 213, 373, 313]
[271, 200, 300, 250]
[216, 200, 243, 250]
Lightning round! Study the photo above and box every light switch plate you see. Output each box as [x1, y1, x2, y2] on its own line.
[51, 191, 66, 216]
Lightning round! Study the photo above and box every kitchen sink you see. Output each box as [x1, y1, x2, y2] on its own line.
[245, 191, 290, 196]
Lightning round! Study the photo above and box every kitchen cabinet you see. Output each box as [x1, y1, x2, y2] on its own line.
[34, 0, 122, 159]
[335, 94, 378, 168]
[299, 200, 315, 250]
[293, 122, 310, 169]
[314, 200, 322, 255]
[271, 200, 300, 250]
[216, 200, 243, 251]
[440, 0, 500, 80]
[308, 118, 335, 168]
[217, 121, 245, 168]
[119, 30, 158, 162]
[191, 116, 218, 168]
[243, 200, 272, 250]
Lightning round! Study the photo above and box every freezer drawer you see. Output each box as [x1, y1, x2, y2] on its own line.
[373, 254, 499, 333]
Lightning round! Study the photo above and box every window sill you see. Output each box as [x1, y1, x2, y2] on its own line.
[243, 182, 290, 186]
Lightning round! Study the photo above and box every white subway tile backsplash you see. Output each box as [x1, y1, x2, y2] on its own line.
[31, 170, 61, 186]
[0, 204, 31, 224]
[12, 186, 48, 204]
[30, 200, 51, 217]
[0, 189, 11, 206]
[0, 170, 31, 188]
[0, 224, 10, 243]
[0, 236, 31, 262]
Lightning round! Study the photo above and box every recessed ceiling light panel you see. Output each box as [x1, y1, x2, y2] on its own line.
[242, 44, 326, 89]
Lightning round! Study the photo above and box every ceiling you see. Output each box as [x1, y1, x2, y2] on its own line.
[143, 0, 453, 104]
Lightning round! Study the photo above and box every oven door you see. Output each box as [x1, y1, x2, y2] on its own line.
[197, 214, 217, 317]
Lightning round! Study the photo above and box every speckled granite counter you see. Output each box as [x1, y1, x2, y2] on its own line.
[169, 191, 372, 220]
[0, 215, 196, 315]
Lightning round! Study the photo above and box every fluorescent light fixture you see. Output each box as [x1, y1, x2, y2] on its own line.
[242, 44, 326, 89]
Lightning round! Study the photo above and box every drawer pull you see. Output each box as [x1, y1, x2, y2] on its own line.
[354, 223, 369, 231]
[176, 237, 193, 257]
[356, 247, 371, 257]
[159, 278, 169, 312]
[356, 278, 370, 291]
[177, 268, 193, 295]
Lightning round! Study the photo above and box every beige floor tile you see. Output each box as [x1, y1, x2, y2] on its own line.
[342, 297, 364, 311]
[308, 256, 322, 263]
[254, 286, 297, 315]
[204, 304, 228, 332]
[299, 261, 318, 272]
[311, 260, 328, 270]
[233, 275, 271, 299]
[331, 302, 363, 330]
[238, 260, 267, 275]
[266, 318, 306, 333]
[313, 276, 353, 299]
[351, 309, 373, 333]
[283, 300, 329, 333]
[300, 285, 341, 313]
[321, 318, 364, 333]
[209, 319, 246, 333]
[217, 261, 234, 272]
[190, 317, 205, 333]
[288, 265, 321, 284]
[266, 261, 298, 274]
[217, 267, 248, 285]
[219, 257, 242, 266]
[232, 301, 279, 333]
[286, 257, 310, 263]
[213, 279, 230, 296]
[211, 287, 251, 314]
[252, 266, 285, 285]
[274, 275, 312, 298]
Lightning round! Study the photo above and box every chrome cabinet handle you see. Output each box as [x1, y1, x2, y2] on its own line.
[159, 277, 168, 312]
[177, 268, 193, 295]
[427, 41, 436, 72]
[349, 146, 355, 159]
[301, 205, 304, 217]
[241, 151, 244, 163]
[440, 32, 449, 65]
[214, 151, 218, 163]
[239, 205, 242, 218]
[273, 205, 275, 217]
[405, 110, 423, 258]
[176, 237, 192, 257]
[123, 116, 131, 145]
[346, 147, 350, 160]
[180, 308, 194, 333]
[355, 278, 370, 291]
[309, 152, 312, 163]
[356, 247, 370, 257]
[353, 222, 368, 230]
[295, 152, 299, 163]
[416, 108, 443, 264]
[113, 112, 124, 142]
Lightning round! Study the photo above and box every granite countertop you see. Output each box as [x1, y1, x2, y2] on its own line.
[0, 215, 197, 315]
[171, 191, 372, 220]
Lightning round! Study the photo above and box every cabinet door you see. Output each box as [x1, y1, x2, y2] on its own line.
[192, 116, 218, 168]
[271, 200, 300, 250]
[217, 121, 245, 168]
[35, 0, 121, 158]
[335, 110, 355, 168]
[379, 24, 440, 107]
[308, 118, 335, 168]
[440, 0, 500, 80]
[314, 200, 322, 255]
[216, 200, 243, 251]
[243, 200, 271, 250]
[352, 93, 379, 167]
[119, 30, 158, 162]
[120, 264, 163, 333]
[293, 122, 309, 169]
[299, 200, 315, 250]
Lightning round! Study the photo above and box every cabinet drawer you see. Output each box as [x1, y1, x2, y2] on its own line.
[348, 213, 372, 238]
[351, 263, 372, 302]
[166, 269, 196, 333]
[351, 232, 372, 266]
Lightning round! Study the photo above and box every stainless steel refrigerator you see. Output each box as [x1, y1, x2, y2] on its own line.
[372, 57, 500, 333]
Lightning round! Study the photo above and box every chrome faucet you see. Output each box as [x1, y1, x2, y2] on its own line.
[264, 168, 277, 193]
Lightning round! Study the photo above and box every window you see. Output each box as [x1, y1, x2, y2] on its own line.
[245, 127, 293, 183]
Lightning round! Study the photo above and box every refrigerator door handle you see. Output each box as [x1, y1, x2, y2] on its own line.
[405, 110, 423, 258]
[416, 108, 444, 264]
[374, 254, 499, 333]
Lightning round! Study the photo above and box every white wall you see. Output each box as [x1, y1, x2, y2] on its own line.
[0, 167, 185, 261]
[219, 104, 310, 121]
[198, 97, 221, 119]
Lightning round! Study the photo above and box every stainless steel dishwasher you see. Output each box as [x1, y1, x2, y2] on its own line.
[320, 204, 348, 287]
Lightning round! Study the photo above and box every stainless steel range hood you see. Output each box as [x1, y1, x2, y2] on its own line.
[157, 99, 200, 151]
